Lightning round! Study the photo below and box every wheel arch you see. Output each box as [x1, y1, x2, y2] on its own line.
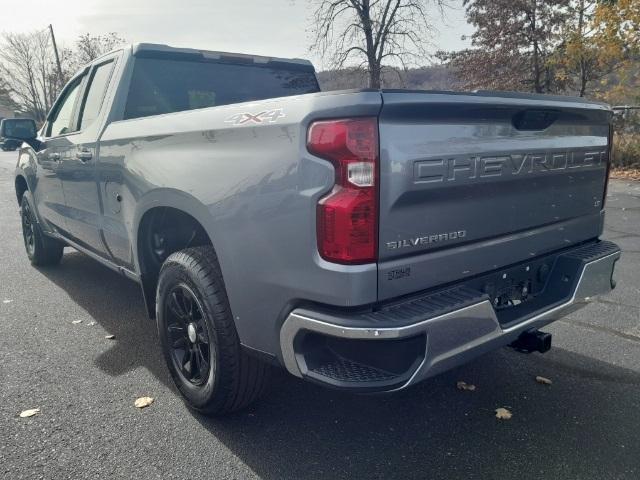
[15, 175, 28, 206]
[15, 148, 39, 208]
[132, 189, 220, 318]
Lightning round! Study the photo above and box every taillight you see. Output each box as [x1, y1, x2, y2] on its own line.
[308, 117, 378, 264]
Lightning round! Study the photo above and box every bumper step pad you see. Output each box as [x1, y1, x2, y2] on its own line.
[310, 356, 399, 383]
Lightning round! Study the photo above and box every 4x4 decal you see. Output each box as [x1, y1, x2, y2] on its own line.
[224, 108, 285, 125]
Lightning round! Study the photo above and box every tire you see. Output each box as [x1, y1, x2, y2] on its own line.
[20, 192, 64, 266]
[156, 246, 271, 415]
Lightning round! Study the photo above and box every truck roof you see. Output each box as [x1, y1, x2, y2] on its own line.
[129, 43, 315, 71]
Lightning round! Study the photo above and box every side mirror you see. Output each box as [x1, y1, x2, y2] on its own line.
[0, 119, 37, 141]
[0, 119, 39, 150]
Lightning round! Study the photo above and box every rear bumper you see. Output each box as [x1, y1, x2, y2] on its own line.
[280, 240, 621, 392]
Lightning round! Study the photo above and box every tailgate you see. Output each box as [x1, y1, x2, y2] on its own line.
[377, 91, 611, 300]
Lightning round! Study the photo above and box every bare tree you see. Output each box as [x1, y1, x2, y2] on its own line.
[0, 31, 126, 121]
[73, 33, 126, 66]
[309, 0, 448, 88]
[0, 31, 59, 122]
[0, 77, 18, 112]
[444, 0, 569, 93]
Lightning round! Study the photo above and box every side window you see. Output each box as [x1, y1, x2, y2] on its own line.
[78, 60, 115, 130]
[47, 80, 83, 137]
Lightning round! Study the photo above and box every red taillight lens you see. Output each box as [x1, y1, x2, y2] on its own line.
[308, 118, 378, 264]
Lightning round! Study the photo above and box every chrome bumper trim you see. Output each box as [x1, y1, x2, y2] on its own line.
[280, 249, 620, 386]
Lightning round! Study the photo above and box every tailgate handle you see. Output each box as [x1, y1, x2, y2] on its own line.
[512, 109, 559, 131]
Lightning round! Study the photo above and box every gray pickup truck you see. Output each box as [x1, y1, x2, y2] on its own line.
[14, 43, 620, 415]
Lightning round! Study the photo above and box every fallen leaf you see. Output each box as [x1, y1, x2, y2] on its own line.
[134, 397, 154, 409]
[87, 321, 96, 326]
[104, 334, 115, 340]
[456, 381, 476, 391]
[19, 408, 40, 418]
[72, 320, 82, 324]
[536, 375, 552, 385]
[495, 407, 512, 420]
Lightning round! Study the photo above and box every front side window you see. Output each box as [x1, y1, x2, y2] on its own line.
[79, 60, 115, 130]
[48, 79, 82, 137]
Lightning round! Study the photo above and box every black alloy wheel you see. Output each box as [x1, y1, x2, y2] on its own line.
[165, 284, 212, 386]
[21, 200, 36, 257]
[156, 246, 271, 415]
[19, 192, 64, 266]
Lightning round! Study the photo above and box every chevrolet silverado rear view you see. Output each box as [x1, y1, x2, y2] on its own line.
[15, 44, 620, 414]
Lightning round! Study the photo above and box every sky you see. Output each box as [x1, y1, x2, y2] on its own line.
[0, 0, 473, 69]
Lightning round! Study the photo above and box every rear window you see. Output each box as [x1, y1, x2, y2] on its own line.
[124, 57, 320, 120]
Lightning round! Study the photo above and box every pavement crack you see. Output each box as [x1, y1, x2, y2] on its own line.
[595, 298, 640, 310]
[559, 318, 640, 343]
[604, 228, 640, 238]
[606, 206, 640, 211]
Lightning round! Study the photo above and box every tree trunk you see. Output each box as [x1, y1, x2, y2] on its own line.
[368, 60, 381, 89]
[577, 0, 587, 97]
[358, 0, 382, 89]
[579, 60, 588, 97]
[531, 3, 543, 93]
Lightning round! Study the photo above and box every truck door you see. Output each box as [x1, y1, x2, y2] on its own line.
[58, 57, 117, 255]
[34, 75, 85, 234]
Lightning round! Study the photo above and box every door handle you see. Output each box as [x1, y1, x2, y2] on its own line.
[48, 152, 60, 161]
[76, 149, 93, 162]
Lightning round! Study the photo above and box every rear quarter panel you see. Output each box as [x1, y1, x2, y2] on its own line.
[98, 90, 382, 355]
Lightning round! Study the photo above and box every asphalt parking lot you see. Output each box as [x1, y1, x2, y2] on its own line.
[0, 150, 639, 480]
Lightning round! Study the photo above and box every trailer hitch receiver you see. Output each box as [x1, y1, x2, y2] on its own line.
[510, 330, 552, 353]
